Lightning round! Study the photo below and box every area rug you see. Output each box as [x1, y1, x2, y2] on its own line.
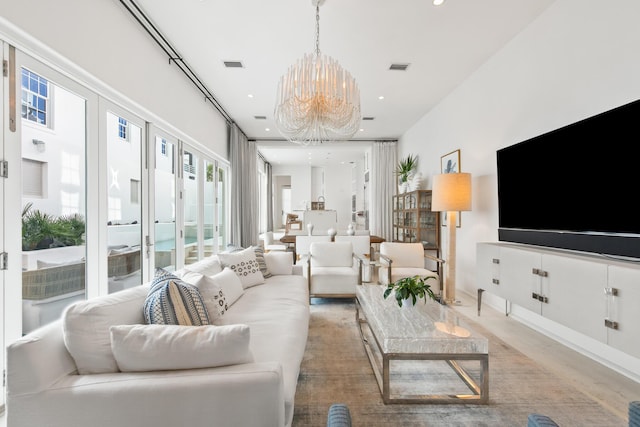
[292, 299, 626, 427]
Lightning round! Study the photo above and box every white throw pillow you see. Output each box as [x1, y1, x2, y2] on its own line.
[63, 285, 150, 374]
[180, 271, 228, 321]
[218, 247, 264, 289]
[264, 251, 293, 276]
[182, 256, 222, 277]
[211, 267, 245, 307]
[110, 324, 253, 372]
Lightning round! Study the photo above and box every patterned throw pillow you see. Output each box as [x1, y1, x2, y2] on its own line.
[144, 268, 210, 326]
[252, 246, 273, 279]
[180, 271, 228, 321]
[218, 247, 265, 289]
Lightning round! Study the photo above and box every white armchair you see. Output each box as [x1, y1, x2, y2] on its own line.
[305, 241, 362, 302]
[378, 242, 444, 294]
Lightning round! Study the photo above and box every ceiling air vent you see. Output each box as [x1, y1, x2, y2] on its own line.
[389, 63, 410, 71]
[254, 116, 267, 120]
[362, 117, 375, 121]
[223, 61, 244, 68]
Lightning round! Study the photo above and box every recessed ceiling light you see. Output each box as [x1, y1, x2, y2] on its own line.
[248, 94, 254, 98]
[378, 96, 384, 100]
[265, 128, 270, 131]
[433, 0, 445, 5]
[359, 128, 364, 132]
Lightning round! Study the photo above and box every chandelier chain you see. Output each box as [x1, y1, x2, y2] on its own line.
[315, 4, 320, 56]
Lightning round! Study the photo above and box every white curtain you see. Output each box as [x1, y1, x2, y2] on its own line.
[265, 161, 274, 232]
[370, 141, 397, 241]
[229, 124, 259, 248]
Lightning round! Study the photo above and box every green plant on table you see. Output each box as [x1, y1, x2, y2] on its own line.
[383, 275, 437, 307]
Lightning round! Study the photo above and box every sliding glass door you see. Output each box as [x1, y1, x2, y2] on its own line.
[18, 54, 95, 335]
[182, 144, 228, 263]
[151, 127, 178, 272]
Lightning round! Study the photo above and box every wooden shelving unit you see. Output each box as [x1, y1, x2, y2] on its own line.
[392, 190, 440, 254]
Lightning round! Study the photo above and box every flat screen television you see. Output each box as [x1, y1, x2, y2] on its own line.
[496, 98, 640, 259]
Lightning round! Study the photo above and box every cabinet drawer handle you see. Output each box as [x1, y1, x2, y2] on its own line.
[604, 319, 619, 330]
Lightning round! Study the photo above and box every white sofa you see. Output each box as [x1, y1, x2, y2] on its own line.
[7, 250, 309, 427]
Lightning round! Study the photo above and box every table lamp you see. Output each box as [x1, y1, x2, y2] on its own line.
[431, 172, 472, 304]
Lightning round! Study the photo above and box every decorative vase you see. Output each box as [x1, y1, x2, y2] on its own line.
[410, 172, 424, 191]
[347, 223, 355, 236]
[307, 223, 314, 236]
[398, 181, 408, 194]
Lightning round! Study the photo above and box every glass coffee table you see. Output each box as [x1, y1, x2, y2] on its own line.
[356, 284, 489, 404]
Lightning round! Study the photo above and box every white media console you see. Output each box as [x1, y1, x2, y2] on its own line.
[477, 242, 640, 382]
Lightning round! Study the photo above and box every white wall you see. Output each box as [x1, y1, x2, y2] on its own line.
[399, 0, 640, 298]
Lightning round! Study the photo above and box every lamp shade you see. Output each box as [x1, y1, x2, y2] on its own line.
[431, 173, 472, 212]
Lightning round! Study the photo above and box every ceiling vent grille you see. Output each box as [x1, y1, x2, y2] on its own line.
[389, 63, 410, 71]
[254, 116, 267, 120]
[224, 61, 244, 68]
[362, 117, 375, 121]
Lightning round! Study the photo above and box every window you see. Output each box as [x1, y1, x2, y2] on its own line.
[118, 117, 128, 140]
[22, 159, 46, 197]
[130, 179, 140, 204]
[161, 138, 167, 156]
[21, 69, 49, 126]
[183, 152, 195, 176]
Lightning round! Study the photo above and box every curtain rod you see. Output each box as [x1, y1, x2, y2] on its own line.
[120, 0, 244, 135]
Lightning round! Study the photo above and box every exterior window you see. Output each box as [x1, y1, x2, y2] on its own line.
[60, 190, 80, 216]
[183, 152, 195, 176]
[118, 117, 128, 140]
[130, 179, 140, 204]
[21, 69, 49, 126]
[161, 138, 167, 156]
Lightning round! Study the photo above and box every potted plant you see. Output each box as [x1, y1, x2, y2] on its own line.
[395, 154, 417, 193]
[383, 274, 438, 307]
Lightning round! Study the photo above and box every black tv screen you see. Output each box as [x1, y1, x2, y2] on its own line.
[496, 98, 640, 259]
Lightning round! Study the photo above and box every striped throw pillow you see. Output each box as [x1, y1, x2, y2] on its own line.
[253, 246, 273, 279]
[144, 268, 210, 326]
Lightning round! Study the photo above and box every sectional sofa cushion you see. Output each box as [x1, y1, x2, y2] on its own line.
[218, 247, 264, 289]
[110, 324, 253, 372]
[181, 255, 223, 277]
[144, 269, 210, 326]
[62, 284, 150, 374]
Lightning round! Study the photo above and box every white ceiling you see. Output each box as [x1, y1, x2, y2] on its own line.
[131, 0, 556, 166]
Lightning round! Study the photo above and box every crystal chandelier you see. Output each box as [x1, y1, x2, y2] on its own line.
[274, 0, 361, 145]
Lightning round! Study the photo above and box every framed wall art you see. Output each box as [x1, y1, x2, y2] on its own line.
[440, 149, 460, 174]
[440, 149, 462, 228]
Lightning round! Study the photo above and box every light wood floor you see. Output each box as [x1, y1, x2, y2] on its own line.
[452, 291, 639, 422]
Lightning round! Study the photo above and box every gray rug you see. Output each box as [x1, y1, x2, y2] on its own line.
[292, 299, 626, 427]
